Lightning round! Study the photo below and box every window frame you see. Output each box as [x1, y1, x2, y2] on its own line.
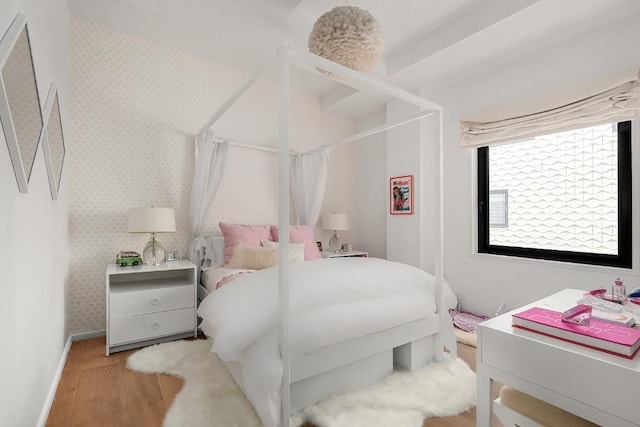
[477, 120, 632, 268]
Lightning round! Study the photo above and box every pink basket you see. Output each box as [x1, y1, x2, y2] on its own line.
[449, 310, 489, 333]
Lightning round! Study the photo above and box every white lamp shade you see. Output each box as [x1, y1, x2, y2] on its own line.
[128, 207, 176, 233]
[322, 213, 349, 231]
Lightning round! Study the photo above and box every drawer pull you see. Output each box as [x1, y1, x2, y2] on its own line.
[150, 298, 159, 305]
[151, 322, 160, 329]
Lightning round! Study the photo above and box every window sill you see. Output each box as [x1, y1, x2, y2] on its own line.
[469, 251, 640, 277]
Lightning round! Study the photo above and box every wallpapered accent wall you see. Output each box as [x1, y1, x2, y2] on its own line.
[69, 16, 357, 334]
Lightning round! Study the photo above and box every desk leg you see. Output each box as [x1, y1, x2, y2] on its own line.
[476, 364, 493, 427]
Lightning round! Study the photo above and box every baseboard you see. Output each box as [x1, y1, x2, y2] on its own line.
[37, 335, 72, 427]
[71, 329, 106, 341]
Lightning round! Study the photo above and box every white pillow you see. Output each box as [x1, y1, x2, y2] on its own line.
[207, 236, 225, 267]
[261, 240, 305, 263]
[195, 236, 225, 269]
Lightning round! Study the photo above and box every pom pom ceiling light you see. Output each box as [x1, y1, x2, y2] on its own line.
[308, 6, 384, 74]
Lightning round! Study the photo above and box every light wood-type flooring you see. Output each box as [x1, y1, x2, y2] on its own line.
[46, 336, 502, 427]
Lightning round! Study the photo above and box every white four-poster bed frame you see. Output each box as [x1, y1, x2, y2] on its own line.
[199, 45, 447, 427]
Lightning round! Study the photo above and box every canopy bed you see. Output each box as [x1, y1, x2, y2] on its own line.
[191, 45, 450, 427]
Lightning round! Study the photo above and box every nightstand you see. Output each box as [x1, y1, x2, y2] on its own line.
[105, 259, 197, 356]
[321, 250, 368, 258]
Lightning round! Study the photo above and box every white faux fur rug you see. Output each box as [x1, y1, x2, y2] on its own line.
[128, 340, 262, 427]
[127, 339, 476, 427]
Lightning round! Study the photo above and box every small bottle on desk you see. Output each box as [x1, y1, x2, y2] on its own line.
[612, 278, 627, 304]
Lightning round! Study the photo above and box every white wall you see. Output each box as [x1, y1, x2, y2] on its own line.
[0, 0, 70, 426]
[356, 110, 386, 258]
[355, 102, 440, 273]
[425, 11, 640, 316]
[358, 101, 440, 274]
[386, 100, 423, 267]
[68, 16, 357, 334]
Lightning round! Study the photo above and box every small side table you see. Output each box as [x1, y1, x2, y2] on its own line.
[105, 260, 197, 355]
[321, 250, 368, 259]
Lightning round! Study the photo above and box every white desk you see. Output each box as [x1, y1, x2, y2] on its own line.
[477, 288, 640, 427]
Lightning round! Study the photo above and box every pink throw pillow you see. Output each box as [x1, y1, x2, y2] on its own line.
[270, 224, 322, 260]
[220, 222, 272, 266]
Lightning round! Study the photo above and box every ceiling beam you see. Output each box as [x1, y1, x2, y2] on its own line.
[319, 85, 359, 111]
[272, 0, 305, 13]
[290, 50, 442, 112]
[385, 0, 539, 75]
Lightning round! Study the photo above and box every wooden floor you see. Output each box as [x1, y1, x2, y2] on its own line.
[46, 336, 502, 427]
[46, 336, 184, 427]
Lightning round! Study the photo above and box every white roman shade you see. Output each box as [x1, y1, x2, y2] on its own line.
[460, 75, 639, 148]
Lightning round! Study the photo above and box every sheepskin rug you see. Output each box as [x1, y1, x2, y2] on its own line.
[127, 339, 476, 427]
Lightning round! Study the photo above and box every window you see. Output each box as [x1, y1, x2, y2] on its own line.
[478, 121, 631, 268]
[489, 190, 508, 228]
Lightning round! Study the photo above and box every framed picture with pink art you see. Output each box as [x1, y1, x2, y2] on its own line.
[390, 175, 413, 215]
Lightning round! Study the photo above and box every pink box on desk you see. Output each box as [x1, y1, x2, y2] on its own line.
[512, 307, 640, 358]
[561, 304, 592, 325]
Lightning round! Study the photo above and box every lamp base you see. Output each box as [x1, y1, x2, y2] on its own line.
[328, 230, 341, 252]
[143, 233, 166, 265]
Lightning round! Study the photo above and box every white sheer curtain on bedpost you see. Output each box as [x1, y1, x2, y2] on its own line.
[188, 129, 229, 266]
[278, 45, 291, 427]
[289, 147, 329, 225]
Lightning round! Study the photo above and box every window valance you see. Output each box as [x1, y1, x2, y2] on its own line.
[460, 75, 639, 148]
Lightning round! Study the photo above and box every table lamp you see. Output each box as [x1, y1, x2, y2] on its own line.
[322, 213, 349, 252]
[128, 207, 176, 265]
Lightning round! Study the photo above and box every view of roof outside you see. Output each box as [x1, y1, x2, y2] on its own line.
[489, 123, 618, 255]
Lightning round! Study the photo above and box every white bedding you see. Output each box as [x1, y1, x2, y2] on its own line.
[201, 266, 254, 292]
[197, 257, 457, 427]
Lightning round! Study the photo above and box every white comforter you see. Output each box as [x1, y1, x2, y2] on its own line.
[197, 257, 457, 426]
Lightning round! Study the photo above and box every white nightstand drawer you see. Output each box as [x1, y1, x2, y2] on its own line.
[110, 283, 193, 318]
[109, 308, 195, 346]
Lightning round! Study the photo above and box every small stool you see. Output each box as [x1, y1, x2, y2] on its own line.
[497, 385, 599, 427]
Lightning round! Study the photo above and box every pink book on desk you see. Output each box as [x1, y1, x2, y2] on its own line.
[512, 307, 640, 358]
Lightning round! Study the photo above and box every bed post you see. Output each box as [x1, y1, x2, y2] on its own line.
[278, 44, 291, 427]
[434, 107, 454, 360]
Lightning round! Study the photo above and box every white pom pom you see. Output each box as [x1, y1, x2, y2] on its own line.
[308, 6, 384, 76]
